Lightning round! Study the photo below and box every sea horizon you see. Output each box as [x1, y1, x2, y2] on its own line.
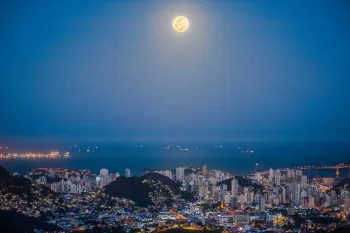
[1, 141, 349, 177]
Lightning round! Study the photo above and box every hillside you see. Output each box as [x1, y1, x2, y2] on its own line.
[104, 173, 194, 207]
[217, 176, 263, 192]
[0, 166, 11, 189]
[0, 210, 61, 233]
[0, 166, 55, 201]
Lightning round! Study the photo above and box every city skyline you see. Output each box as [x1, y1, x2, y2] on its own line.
[1, 1, 350, 232]
[1, 162, 349, 232]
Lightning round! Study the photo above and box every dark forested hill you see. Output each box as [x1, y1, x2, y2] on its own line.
[104, 173, 194, 207]
[0, 166, 55, 201]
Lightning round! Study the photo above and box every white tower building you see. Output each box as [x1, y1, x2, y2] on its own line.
[176, 167, 185, 181]
[231, 178, 238, 196]
[125, 168, 131, 177]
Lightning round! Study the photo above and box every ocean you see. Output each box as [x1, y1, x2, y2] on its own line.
[0, 142, 349, 178]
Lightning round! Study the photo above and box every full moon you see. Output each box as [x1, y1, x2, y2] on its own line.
[172, 16, 189, 33]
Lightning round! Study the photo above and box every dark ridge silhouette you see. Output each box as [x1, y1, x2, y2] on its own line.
[217, 176, 264, 191]
[104, 173, 194, 207]
[0, 165, 12, 189]
[0, 165, 55, 200]
[0, 210, 61, 233]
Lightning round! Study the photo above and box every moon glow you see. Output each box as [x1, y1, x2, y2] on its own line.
[172, 16, 189, 33]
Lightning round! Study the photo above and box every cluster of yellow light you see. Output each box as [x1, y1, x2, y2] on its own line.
[0, 151, 70, 160]
[73, 226, 85, 231]
[273, 216, 287, 226]
[169, 209, 187, 220]
[0, 153, 47, 159]
[49, 151, 59, 158]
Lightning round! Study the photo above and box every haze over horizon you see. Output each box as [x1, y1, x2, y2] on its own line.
[2, 0, 350, 143]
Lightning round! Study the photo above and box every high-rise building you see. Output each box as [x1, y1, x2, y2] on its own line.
[274, 169, 281, 185]
[96, 176, 101, 185]
[308, 197, 315, 208]
[125, 168, 131, 177]
[50, 183, 58, 192]
[291, 182, 301, 205]
[176, 167, 185, 181]
[255, 172, 262, 182]
[202, 164, 208, 178]
[41, 176, 45, 184]
[224, 192, 231, 204]
[286, 169, 295, 179]
[296, 169, 302, 177]
[280, 186, 286, 203]
[156, 170, 174, 180]
[259, 194, 265, 211]
[231, 178, 238, 196]
[301, 175, 308, 188]
[100, 168, 109, 176]
[268, 168, 274, 182]
[231, 196, 238, 209]
[60, 179, 65, 192]
[199, 186, 209, 199]
[243, 187, 251, 203]
[99, 175, 110, 187]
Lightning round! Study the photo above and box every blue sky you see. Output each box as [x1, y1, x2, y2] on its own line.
[1, 0, 350, 142]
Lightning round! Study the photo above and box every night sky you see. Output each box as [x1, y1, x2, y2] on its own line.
[2, 0, 350, 143]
